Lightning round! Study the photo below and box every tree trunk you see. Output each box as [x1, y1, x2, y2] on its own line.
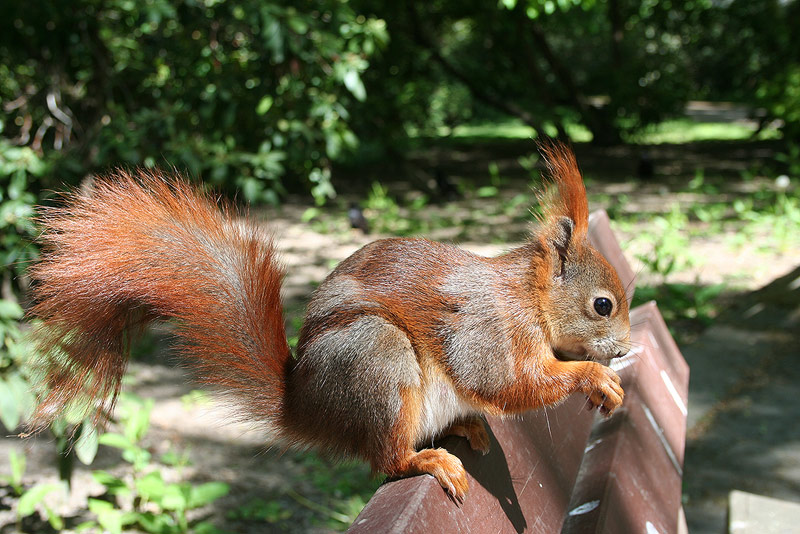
[526, 19, 621, 145]
[512, 6, 569, 140]
[406, 1, 549, 138]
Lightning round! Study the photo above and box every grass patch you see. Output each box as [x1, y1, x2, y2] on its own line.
[302, 168, 538, 243]
[624, 118, 781, 144]
[407, 115, 782, 145]
[633, 283, 728, 344]
[433, 118, 593, 143]
[226, 454, 380, 531]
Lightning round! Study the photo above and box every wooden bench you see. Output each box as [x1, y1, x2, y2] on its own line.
[347, 211, 690, 534]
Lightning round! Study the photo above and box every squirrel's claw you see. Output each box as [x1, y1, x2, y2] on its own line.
[582, 363, 624, 416]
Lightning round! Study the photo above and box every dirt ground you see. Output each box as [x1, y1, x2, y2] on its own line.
[1, 140, 798, 533]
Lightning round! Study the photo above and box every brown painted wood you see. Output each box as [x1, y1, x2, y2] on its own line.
[349, 396, 596, 533]
[561, 302, 689, 534]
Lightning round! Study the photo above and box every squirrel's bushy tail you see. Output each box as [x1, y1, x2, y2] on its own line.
[28, 170, 290, 431]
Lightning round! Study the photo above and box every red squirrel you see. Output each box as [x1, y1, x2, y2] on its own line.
[28, 142, 630, 501]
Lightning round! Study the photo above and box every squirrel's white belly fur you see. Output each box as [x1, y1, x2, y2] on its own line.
[417, 372, 477, 446]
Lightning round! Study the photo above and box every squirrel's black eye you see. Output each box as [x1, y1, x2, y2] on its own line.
[594, 297, 613, 317]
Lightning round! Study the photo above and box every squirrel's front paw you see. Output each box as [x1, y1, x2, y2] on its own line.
[581, 363, 624, 416]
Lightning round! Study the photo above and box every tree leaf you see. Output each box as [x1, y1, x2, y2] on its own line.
[188, 481, 230, 508]
[135, 511, 176, 533]
[44, 503, 65, 530]
[17, 483, 61, 517]
[0, 299, 23, 320]
[343, 70, 366, 102]
[92, 470, 129, 496]
[91, 505, 123, 534]
[0, 379, 20, 432]
[98, 432, 133, 451]
[9, 449, 26, 488]
[75, 424, 99, 465]
[256, 95, 273, 115]
[135, 471, 166, 502]
[160, 483, 190, 511]
[6, 372, 35, 422]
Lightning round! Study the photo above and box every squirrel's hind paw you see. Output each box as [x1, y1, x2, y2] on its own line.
[390, 448, 470, 502]
[443, 416, 491, 455]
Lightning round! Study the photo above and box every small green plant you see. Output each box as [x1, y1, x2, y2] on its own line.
[689, 201, 727, 232]
[0, 142, 43, 297]
[687, 168, 720, 196]
[0, 301, 36, 433]
[476, 161, 502, 198]
[4, 449, 67, 531]
[287, 315, 305, 350]
[635, 203, 695, 280]
[78, 394, 230, 534]
[291, 454, 381, 530]
[775, 144, 800, 178]
[722, 182, 800, 252]
[633, 282, 727, 343]
[17, 481, 66, 531]
[364, 182, 402, 233]
[771, 190, 800, 249]
[224, 453, 377, 531]
[363, 182, 432, 235]
[502, 193, 530, 218]
[2, 449, 26, 496]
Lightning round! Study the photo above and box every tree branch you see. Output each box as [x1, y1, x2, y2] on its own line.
[406, 1, 548, 137]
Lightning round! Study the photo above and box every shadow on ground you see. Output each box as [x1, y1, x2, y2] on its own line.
[682, 265, 800, 533]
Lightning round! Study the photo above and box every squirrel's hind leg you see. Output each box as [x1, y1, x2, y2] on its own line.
[374, 387, 471, 502]
[292, 312, 472, 500]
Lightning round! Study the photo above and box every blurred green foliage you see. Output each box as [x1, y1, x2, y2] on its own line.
[4, 394, 230, 534]
[2, 0, 798, 207]
[0, 0, 388, 204]
[0, 142, 41, 437]
[87, 394, 230, 534]
[351, 0, 799, 148]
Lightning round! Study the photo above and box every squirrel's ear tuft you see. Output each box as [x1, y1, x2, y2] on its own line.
[536, 140, 589, 236]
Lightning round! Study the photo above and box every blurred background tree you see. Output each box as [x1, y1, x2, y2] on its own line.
[1, 0, 798, 211]
[0, 0, 797, 311]
[0, 0, 388, 205]
[0, 0, 795, 308]
[349, 0, 798, 148]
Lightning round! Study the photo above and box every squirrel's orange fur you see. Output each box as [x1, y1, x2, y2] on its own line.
[28, 143, 630, 501]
